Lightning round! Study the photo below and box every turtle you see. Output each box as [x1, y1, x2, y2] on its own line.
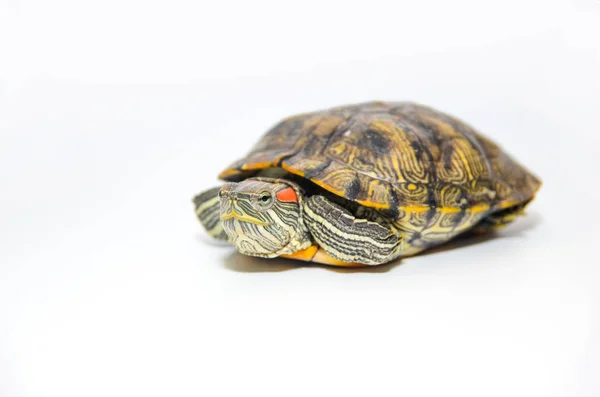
[192, 101, 541, 267]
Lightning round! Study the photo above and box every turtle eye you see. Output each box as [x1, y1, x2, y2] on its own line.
[258, 192, 273, 206]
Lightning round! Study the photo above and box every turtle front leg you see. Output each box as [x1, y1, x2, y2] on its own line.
[192, 187, 228, 241]
[281, 245, 366, 267]
[302, 195, 403, 266]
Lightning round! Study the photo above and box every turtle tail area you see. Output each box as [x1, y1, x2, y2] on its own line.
[471, 200, 533, 234]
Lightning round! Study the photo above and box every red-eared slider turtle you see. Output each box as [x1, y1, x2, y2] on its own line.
[193, 102, 541, 266]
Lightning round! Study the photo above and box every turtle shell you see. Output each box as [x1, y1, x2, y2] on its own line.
[219, 102, 541, 220]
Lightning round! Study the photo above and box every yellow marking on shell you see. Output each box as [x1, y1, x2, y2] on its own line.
[438, 207, 462, 214]
[221, 211, 268, 226]
[241, 161, 273, 171]
[356, 199, 391, 210]
[397, 205, 433, 214]
[312, 180, 346, 198]
[370, 120, 428, 183]
[361, 181, 392, 210]
[407, 183, 417, 191]
[220, 160, 277, 179]
[397, 204, 491, 215]
[218, 169, 242, 179]
[273, 152, 293, 165]
[425, 116, 483, 181]
[389, 150, 403, 182]
[469, 204, 491, 213]
[307, 115, 346, 137]
[423, 115, 459, 137]
[282, 166, 348, 197]
[281, 163, 306, 177]
[497, 200, 520, 209]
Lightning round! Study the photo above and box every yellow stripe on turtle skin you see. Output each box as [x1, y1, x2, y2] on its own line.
[221, 211, 268, 226]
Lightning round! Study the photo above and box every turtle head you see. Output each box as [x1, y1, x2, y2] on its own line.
[219, 178, 310, 258]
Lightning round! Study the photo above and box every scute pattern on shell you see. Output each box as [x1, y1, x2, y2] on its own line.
[219, 101, 541, 222]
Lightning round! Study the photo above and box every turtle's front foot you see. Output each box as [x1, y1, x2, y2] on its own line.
[193, 186, 229, 241]
[302, 195, 403, 266]
[281, 245, 367, 267]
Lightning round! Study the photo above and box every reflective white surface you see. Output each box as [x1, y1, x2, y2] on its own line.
[1, 0, 599, 396]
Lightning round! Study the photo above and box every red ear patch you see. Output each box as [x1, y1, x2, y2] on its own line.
[276, 187, 298, 203]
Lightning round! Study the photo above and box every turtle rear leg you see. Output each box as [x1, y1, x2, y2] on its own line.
[472, 201, 530, 234]
[302, 195, 403, 266]
[192, 187, 229, 241]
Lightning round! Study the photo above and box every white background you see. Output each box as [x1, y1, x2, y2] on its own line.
[1, 0, 599, 396]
